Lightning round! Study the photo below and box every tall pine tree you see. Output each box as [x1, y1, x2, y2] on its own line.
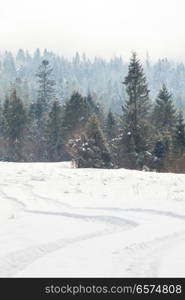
[152, 84, 177, 170]
[36, 59, 56, 116]
[121, 53, 151, 169]
[45, 100, 64, 161]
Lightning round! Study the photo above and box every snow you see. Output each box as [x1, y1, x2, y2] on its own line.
[0, 161, 185, 277]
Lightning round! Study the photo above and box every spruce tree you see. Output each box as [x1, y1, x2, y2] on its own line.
[153, 84, 177, 133]
[36, 59, 55, 115]
[3, 89, 26, 142]
[2, 88, 26, 160]
[122, 52, 151, 153]
[45, 100, 63, 161]
[121, 53, 151, 169]
[152, 84, 177, 169]
[106, 110, 117, 139]
[173, 110, 185, 156]
[62, 92, 89, 137]
[86, 114, 107, 152]
[68, 114, 112, 168]
[153, 140, 166, 172]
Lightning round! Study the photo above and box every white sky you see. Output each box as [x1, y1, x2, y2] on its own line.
[0, 0, 185, 61]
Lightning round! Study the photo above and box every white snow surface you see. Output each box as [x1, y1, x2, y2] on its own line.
[0, 161, 185, 277]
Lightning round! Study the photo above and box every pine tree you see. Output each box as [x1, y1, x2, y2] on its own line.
[152, 84, 177, 170]
[173, 110, 185, 156]
[3, 51, 16, 80]
[153, 84, 177, 133]
[62, 92, 89, 137]
[36, 59, 56, 116]
[68, 114, 112, 168]
[105, 110, 117, 139]
[153, 140, 166, 172]
[122, 52, 151, 153]
[3, 89, 26, 142]
[45, 100, 64, 161]
[86, 93, 101, 117]
[86, 114, 107, 152]
[2, 88, 26, 160]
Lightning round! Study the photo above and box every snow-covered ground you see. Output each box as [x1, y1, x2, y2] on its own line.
[0, 161, 185, 277]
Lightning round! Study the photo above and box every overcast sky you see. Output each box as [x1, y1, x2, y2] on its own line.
[0, 0, 185, 61]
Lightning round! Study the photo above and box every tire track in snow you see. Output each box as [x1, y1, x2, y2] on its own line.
[0, 215, 136, 277]
[80, 206, 185, 221]
[26, 209, 138, 227]
[0, 181, 138, 277]
[119, 230, 185, 277]
[1, 173, 185, 277]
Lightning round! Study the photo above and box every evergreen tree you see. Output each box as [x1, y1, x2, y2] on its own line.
[16, 49, 25, 64]
[3, 89, 26, 142]
[45, 100, 64, 161]
[2, 88, 26, 160]
[86, 93, 103, 120]
[105, 110, 117, 139]
[68, 114, 112, 168]
[86, 114, 107, 152]
[153, 140, 166, 172]
[173, 110, 185, 156]
[153, 84, 177, 133]
[122, 52, 151, 153]
[3, 51, 16, 80]
[62, 92, 89, 136]
[36, 59, 56, 115]
[152, 84, 177, 169]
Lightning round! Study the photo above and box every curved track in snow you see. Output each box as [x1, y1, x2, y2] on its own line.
[0, 162, 185, 277]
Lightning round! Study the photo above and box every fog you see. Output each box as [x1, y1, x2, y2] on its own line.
[0, 0, 185, 61]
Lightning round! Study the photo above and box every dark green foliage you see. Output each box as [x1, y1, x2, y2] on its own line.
[152, 84, 177, 133]
[173, 110, 185, 156]
[45, 100, 64, 161]
[2, 88, 26, 161]
[153, 140, 165, 159]
[106, 110, 117, 139]
[86, 114, 107, 152]
[68, 114, 112, 168]
[36, 59, 56, 114]
[3, 89, 26, 142]
[0, 53, 185, 172]
[152, 140, 166, 171]
[151, 84, 178, 170]
[122, 52, 151, 153]
[62, 92, 89, 136]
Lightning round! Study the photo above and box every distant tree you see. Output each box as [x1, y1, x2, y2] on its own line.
[16, 49, 26, 64]
[2, 88, 26, 160]
[152, 84, 177, 133]
[3, 51, 16, 80]
[152, 140, 166, 172]
[173, 110, 185, 156]
[45, 100, 64, 161]
[152, 84, 177, 169]
[36, 59, 56, 116]
[62, 92, 89, 137]
[105, 110, 117, 139]
[3, 88, 26, 142]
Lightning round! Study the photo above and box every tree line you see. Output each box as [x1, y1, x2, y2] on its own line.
[0, 53, 185, 173]
[1, 49, 185, 114]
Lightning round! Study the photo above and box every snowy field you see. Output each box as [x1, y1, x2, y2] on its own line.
[0, 161, 185, 277]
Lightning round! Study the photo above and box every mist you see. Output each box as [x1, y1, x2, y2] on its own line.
[1, 0, 185, 61]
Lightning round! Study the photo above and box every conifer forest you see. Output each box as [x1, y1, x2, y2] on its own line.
[0, 49, 185, 173]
